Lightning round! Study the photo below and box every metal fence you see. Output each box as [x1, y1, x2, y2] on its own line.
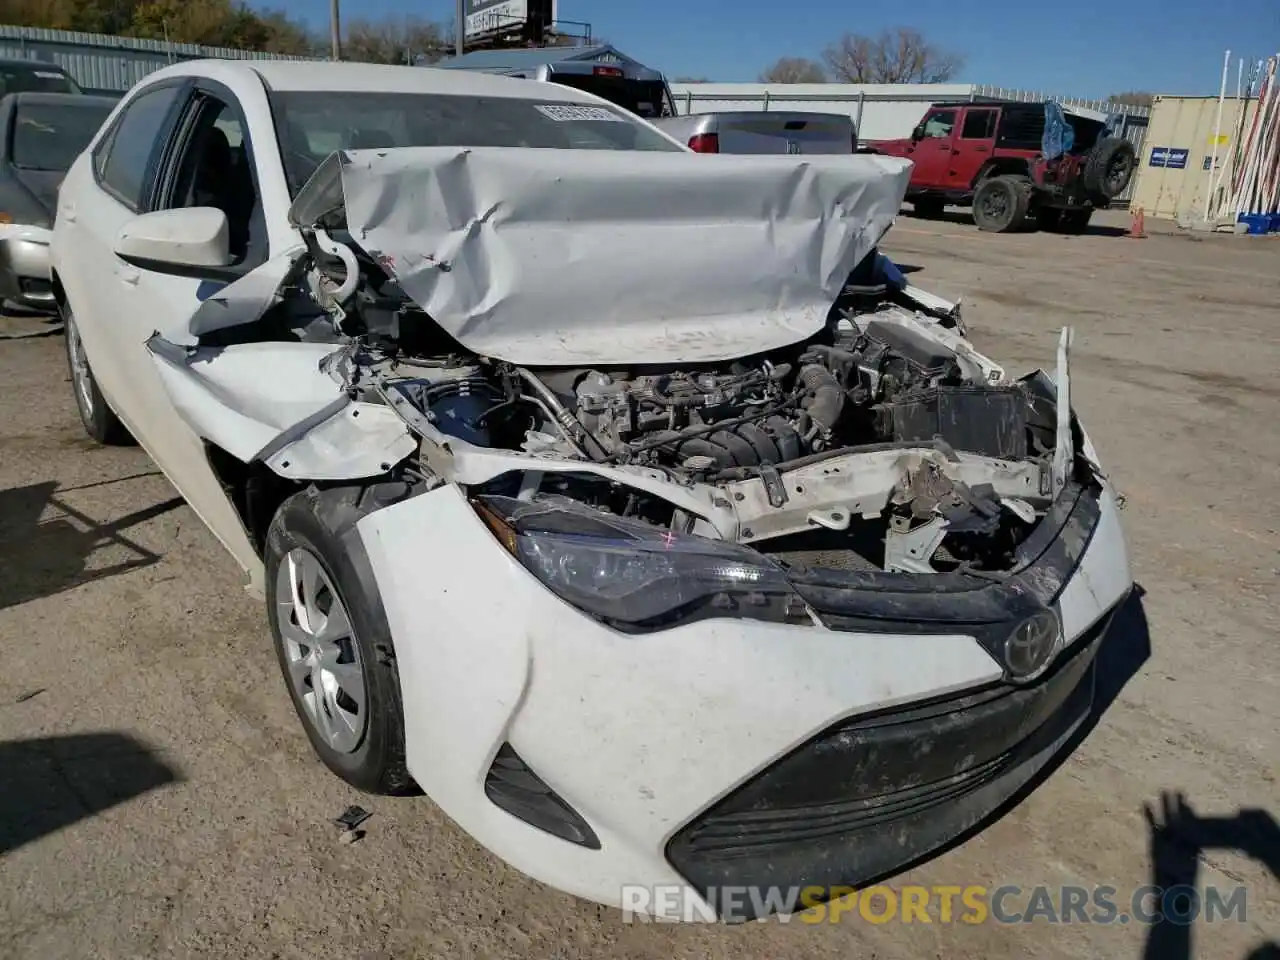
[0, 25, 315, 96]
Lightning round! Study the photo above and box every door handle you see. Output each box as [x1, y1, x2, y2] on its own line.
[118, 265, 140, 286]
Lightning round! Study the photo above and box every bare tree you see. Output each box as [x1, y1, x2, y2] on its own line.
[821, 28, 963, 84]
[343, 15, 448, 64]
[759, 57, 827, 83]
[673, 75, 710, 83]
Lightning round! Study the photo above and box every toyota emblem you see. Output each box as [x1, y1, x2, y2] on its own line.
[1002, 610, 1062, 682]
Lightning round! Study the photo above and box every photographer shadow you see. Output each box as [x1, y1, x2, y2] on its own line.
[1142, 792, 1280, 960]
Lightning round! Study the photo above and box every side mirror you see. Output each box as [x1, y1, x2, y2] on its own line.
[114, 207, 231, 277]
[910, 125, 924, 142]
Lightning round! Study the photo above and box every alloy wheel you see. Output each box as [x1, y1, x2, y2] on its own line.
[275, 547, 367, 754]
[64, 312, 95, 425]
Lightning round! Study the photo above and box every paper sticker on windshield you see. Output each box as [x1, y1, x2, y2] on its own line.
[535, 104, 625, 123]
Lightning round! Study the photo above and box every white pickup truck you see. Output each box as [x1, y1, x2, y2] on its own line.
[650, 110, 856, 155]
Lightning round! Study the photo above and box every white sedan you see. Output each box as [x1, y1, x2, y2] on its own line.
[52, 59, 1132, 921]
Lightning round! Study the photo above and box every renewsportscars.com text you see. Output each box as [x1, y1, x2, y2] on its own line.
[621, 883, 1249, 925]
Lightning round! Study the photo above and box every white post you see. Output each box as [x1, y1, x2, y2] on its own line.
[1203, 49, 1230, 221]
[1212, 57, 1245, 215]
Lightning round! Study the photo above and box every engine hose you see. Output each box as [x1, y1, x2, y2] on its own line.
[650, 430, 757, 469]
[661, 436, 736, 469]
[799, 363, 844, 434]
[802, 345, 859, 382]
[762, 416, 802, 461]
[705, 429, 758, 467]
[515, 366, 610, 462]
[735, 422, 781, 464]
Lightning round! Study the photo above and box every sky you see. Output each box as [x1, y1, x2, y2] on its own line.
[293, 0, 1280, 100]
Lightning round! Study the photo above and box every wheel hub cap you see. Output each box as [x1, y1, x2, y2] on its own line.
[65, 317, 94, 421]
[275, 548, 367, 754]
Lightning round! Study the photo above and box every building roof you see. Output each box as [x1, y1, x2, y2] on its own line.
[433, 44, 634, 73]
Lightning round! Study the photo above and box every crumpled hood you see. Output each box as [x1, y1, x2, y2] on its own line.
[304, 146, 912, 366]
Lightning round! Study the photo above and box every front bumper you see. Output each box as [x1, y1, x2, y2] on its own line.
[0, 227, 54, 309]
[356, 476, 1131, 919]
[669, 608, 1110, 919]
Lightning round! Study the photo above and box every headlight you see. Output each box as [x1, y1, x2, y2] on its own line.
[473, 495, 810, 631]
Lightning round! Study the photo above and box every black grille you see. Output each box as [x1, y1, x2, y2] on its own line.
[666, 610, 1114, 914]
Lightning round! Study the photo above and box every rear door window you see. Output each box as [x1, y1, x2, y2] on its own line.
[961, 109, 997, 140]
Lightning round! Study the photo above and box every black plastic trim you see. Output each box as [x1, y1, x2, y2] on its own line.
[485, 743, 601, 850]
[665, 607, 1116, 920]
[116, 253, 243, 283]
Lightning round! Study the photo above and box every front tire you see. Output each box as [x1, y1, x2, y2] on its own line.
[266, 484, 417, 795]
[972, 175, 1032, 233]
[62, 301, 134, 446]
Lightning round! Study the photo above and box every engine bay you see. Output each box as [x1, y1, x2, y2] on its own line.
[254, 234, 1086, 580]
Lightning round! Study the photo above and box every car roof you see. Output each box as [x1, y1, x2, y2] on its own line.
[0, 58, 69, 72]
[149, 58, 609, 103]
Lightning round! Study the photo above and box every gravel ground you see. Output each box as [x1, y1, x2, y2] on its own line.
[1, 211, 1277, 960]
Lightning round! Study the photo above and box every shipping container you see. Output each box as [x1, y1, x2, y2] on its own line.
[1128, 94, 1261, 220]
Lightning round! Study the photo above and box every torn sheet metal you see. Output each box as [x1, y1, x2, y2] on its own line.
[170, 247, 307, 342]
[262, 403, 417, 481]
[1051, 326, 1074, 497]
[147, 338, 414, 477]
[328, 146, 913, 366]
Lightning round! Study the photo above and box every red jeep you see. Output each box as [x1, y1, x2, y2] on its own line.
[871, 101, 1137, 233]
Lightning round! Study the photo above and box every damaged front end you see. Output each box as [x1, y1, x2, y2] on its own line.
[149, 146, 1116, 667]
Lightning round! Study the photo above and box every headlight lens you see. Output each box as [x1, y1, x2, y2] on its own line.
[474, 495, 808, 630]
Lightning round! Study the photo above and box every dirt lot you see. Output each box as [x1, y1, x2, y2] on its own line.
[1, 212, 1277, 960]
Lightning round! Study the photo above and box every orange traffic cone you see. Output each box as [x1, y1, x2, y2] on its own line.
[1125, 206, 1147, 239]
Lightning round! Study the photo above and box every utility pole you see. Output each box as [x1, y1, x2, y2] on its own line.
[330, 0, 341, 61]
[455, 0, 465, 56]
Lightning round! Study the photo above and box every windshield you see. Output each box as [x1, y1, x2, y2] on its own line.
[11, 100, 114, 171]
[0, 66, 80, 95]
[271, 90, 682, 194]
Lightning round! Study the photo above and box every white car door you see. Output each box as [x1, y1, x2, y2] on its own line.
[56, 73, 291, 581]
[56, 78, 188, 432]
